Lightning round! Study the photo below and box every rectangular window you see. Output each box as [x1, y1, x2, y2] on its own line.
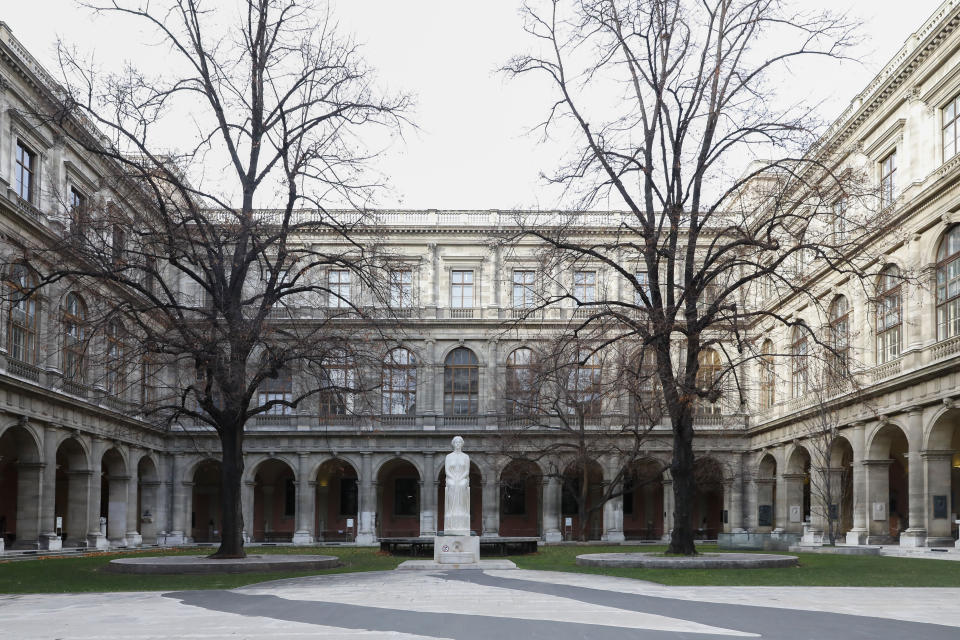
[339, 478, 358, 516]
[944, 95, 960, 161]
[450, 270, 474, 308]
[880, 152, 896, 207]
[832, 198, 848, 241]
[574, 270, 596, 303]
[15, 141, 36, 203]
[327, 269, 351, 308]
[69, 186, 86, 232]
[389, 269, 412, 308]
[634, 271, 649, 306]
[512, 270, 535, 308]
[394, 477, 419, 516]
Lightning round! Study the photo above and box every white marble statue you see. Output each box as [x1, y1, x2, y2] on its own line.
[443, 436, 471, 535]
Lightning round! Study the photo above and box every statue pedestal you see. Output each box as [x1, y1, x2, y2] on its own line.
[434, 534, 480, 564]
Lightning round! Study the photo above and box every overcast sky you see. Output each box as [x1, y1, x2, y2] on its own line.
[2, 0, 945, 210]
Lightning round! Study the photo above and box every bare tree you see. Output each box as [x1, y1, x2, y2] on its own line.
[4, 0, 409, 558]
[503, 0, 886, 554]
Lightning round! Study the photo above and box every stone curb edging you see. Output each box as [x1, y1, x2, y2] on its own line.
[106, 554, 340, 575]
[575, 552, 799, 569]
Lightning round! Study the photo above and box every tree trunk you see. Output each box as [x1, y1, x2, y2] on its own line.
[211, 427, 245, 558]
[668, 414, 697, 555]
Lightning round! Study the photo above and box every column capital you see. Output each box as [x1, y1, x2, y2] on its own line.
[920, 449, 955, 461]
[862, 459, 893, 467]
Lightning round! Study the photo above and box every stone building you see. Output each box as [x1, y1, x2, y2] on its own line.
[1, 0, 960, 553]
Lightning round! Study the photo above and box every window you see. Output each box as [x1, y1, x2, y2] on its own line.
[327, 269, 351, 308]
[389, 269, 413, 308]
[15, 141, 35, 203]
[876, 265, 901, 364]
[141, 357, 159, 406]
[62, 293, 86, 381]
[450, 270, 474, 308]
[944, 94, 960, 161]
[444, 347, 479, 415]
[759, 340, 775, 410]
[574, 270, 596, 303]
[339, 477, 358, 516]
[111, 225, 126, 265]
[394, 477, 419, 516]
[568, 350, 602, 418]
[69, 187, 87, 233]
[695, 349, 722, 415]
[506, 347, 535, 414]
[319, 353, 354, 417]
[791, 328, 809, 397]
[500, 479, 526, 515]
[259, 368, 293, 415]
[937, 226, 960, 340]
[832, 198, 848, 241]
[880, 152, 897, 207]
[382, 348, 416, 415]
[630, 354, 662, 423]
[512, 270, 535, 308]
[6, 264, 38, 364]
[828, 296, 850, 378]
[634, 271, 649, 306]
[105, 320, 126, 396]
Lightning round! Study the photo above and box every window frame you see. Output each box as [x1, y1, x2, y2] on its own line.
[573, 270, 596, 304]
[443, 347, 479, 415]
[389, 269, 413, 308]
[327, 269, 352, 309]
[876, 266, 902, 364]
[943, 93, 960, 162]
[382, 348, 417, 415]
[695, 348, 723, 416]
[6, 265, 39, 365]
[759, 340, 775, 410]
[318, 354, 354, 418]
[14, 140, 36, 203]
[880, 151, 897, 208]
[62, 293, 86, 382]
[791, 328, 809, 398]
[259, 368, 293, 415]
[104, 320, 127, 396]
[505, 347, 536, 415]
[936, 226, 960, 341]
[450, 269, 474, 309]
[828, 296, 850, 378]
[512, 269, 536, 308]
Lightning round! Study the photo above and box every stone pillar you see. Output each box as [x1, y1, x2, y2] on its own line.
[39, 426, 60, 550]
[86, 439, 108, 549]
[12, 462, 42, 549]
[755, 479, 775, 532]
[773, 463, 788, 533]
[293, 453, 314, 545]
[154, 455, 172, 544]
[356, 453, 376, 545]
[864, 459, 893, 544]
[781, 473, 806, 535]
[601, 491, 625, 542]
[241, 480, 255, 543]
[64, 469, 91, 547]
[922, 450, 954, 546]
[166, 454, 187, 544]
[482, 471, 500, 536]
[140, 480, 160, 544]
[846, 424, 869, 545]
[900, 410, 927, 547]
[125, 458, 142, 547]
[725, 479, 744, 533]
[662, 477, 674, 541]
[542, 475, 561, 542]
[421, 452, 437, 536]
[106, 475, 129, 546]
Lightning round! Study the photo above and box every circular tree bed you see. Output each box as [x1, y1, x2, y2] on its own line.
[576, 552, 798, 569]
[106, 554, 339, 575]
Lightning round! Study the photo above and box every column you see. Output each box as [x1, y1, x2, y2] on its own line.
[356, 453, 376, 545]
[542, 475, 561, 542]
[846, 424, 868, 545]
[167, 453, 187, 544]
[106, 475, 130, 546]
[64, 469, 91, 547]
[864, 459, 893, 544]
[293, 453, 315, 545]
[754, 479, 775, 532]
[126, 456, 142, 547]
[899, 410, 928, 547]
[601, 462, 624, 542]
[241, 480, 255, 543]
[12, 462, 43, 549]
[781, 473, 805, 535]
[482, 472, 500, 536]
[725, 478, 744, 534]
[140, 480, 160, 543]
[922, 451, 954, 546]
[39, 426, 60, 550]
[154, 454, 172, 544]
[661, 476, 674, 541]
[86, 438, 108, 549]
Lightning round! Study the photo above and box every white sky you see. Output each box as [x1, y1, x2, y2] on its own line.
[2, 0, 946, 210]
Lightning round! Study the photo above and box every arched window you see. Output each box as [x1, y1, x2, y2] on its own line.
[506, 347, 535, 415]
[259, 367, 293, 415]
[63, 293, 86, 381]
[828, 296, 850, 377]
[105, 320, 126, 395]
[630, 350, 662, 423]
[936, 226, 960, 340]
[791, 327, 808, 397]
[759, 340, 775, 410]
[696, 349, 722, 416]
[444, 347, 479, 415]
[319, 351, 354, 418]
[6, 264, 39, 365]
[383, 348, 416, 415]
[876, 265, 901, 364]
[568, 349, 602, 418]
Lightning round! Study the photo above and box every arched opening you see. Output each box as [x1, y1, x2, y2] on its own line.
[252, 458, 296, 542]
[191, 460, 222, 542]
[622, 459, 664, 540]
[756, 454, 777, 532]
[924, 409, 960, 545]
[0, 425, 41, 548]
[561, 459, 603, 540]
[867, 423, 909, 541]
[137, 456, 160, 544]
[437, 462, 482, 534]
[377, 459, 420, 537]
[315, 459, 358, 542]
[785, 447, 812, 534]
[693, 457, 725, 539]
[100, 448, 128, 545]
[499, 460, 542, 537]
[54, 437, 89, 546]
[444, 347, 479, 415]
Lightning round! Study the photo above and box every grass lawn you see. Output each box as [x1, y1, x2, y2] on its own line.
[508, 544, 960, 587]
[0, 546, 400, 594]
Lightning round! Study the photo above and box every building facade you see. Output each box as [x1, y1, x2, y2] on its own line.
[2, 1, 960, 553]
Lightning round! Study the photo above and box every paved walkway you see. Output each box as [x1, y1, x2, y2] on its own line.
[1, 569, 958, 639]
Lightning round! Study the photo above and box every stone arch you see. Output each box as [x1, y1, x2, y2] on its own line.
[826, 436, 855, 537]
[376, 457, 421, 537]
[0, 423, 42, 548]
[437, 460, 482, 534]
[866, 421, 910, 541]
[54, 436, 89, 545]
[191, 458, 222, 542]
[622, 457, 665, 540]
[251, 457, 296, 542]
[437, 342, 486, 367]
[756, 452, 778, 531]
[694, 456, 725, 538]
[784, 445, 812, 529]
[243, 453, 298, 484]
[921, 407, 960, 544]
[561, 458, 604, 540]
[498, 459, 542, 537]
[315, 458, 359, 542]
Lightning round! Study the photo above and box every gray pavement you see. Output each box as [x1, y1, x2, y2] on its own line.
[1, 569, 958, 639]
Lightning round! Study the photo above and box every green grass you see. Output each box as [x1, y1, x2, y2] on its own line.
[0, 546, 400, 594]
[507, 544, 960, 587]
